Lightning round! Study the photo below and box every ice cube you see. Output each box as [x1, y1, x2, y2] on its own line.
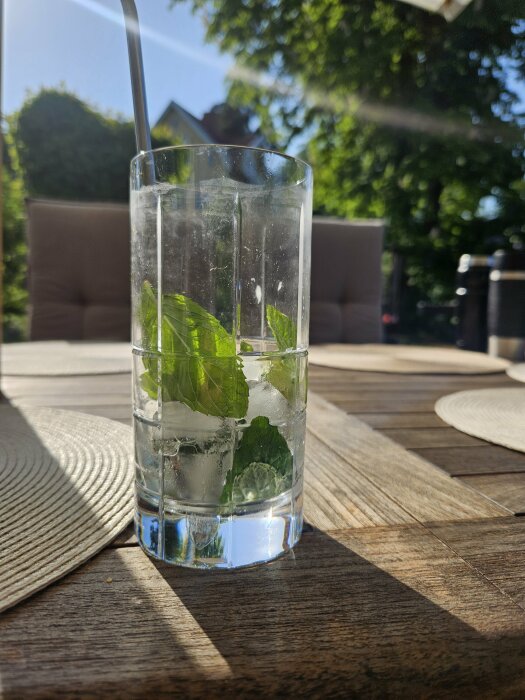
[242, 357, 264, 383]
[161, 401, 223, 439]
[160, 401, 235, 503]
[163, 443, 233, 503]
[246, 381, 290, 426]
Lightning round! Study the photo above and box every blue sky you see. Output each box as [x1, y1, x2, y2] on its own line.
[4, 0, 524, 129]
[4, 0, 233, 123]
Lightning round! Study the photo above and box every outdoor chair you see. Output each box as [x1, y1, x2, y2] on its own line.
[26, 201, 383, 345]
[26, 198, 131, 341]
[310, 216, 384, 344]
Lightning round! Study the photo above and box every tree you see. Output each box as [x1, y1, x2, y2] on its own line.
[3, 88, 176, 339]
[174, 0, 525, 330]
[14, 88, 174, 202]
[2, 125, 27, 340]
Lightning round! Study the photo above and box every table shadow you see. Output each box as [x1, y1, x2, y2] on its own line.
[0, 404, 222, 694]
[2, 404, 525, 697]
[147, 526, 525, 697]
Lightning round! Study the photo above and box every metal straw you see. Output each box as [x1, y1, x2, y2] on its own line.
[121, 0, 152, 154]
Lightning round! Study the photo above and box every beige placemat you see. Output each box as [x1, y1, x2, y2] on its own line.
[507, 364, 525, 384]
[0, 406, 133, 612]
[309, 344, 510, 374]
[1, 341, 131, 376]
[435, 388, 525, 454]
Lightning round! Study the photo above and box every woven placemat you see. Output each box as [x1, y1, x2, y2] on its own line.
[435, 388, 525, 454]
[0, 406, 133, 613]
[507, 364, 525, 384]
[1, 341, 131, 376]
[309, 344, 510, 374]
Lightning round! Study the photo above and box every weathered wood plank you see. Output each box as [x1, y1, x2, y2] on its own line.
[309, 365, 517, 419]
[317, 395, 446, 413]
[307, 392, 509, 522]
[353, 412, 448, 429]
[308, 366, 516, 388]
[458, 474, 525, 514]
[429, 517, 525, 610]
[412, 445, 525, 476]
[2, 524, 525, 698]
[379, 427, 485, 449]
[303, 431, 414, 528]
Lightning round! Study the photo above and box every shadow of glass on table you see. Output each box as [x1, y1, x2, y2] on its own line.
[144, 524, 525, 697]
[2, 416, 525, 700]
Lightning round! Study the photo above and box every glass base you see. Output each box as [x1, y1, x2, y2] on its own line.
[135, 485, 303, 569]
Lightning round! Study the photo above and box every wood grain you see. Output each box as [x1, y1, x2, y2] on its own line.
[303, 431, 414, 529]
[308, 365, 517, 388]
[459, 474, 525, 514]
[379, 427, 485, 449]
[307, 392, 509, 523]
[412, 445, 525, 476]
[430, 517, 525, 610]
[2, 524, 525, 698]
[353, 411, 448, 429]
[3, 359, 525, 697]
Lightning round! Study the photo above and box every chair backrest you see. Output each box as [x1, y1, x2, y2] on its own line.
[26, 203, 383, 344]
[26, 199, 131, 341]
[310, 216, 384, 344]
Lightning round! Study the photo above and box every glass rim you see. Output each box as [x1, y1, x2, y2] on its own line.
[131, 143, 312, 177]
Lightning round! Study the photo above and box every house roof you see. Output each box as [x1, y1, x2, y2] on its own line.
[155, 100, 213, 144]
[155, 100, 272, 149]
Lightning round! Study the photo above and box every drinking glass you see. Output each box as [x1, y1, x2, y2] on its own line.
[131, 145, 312, 568]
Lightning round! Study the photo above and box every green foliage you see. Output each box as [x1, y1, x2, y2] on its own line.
[232, 461, 287, 503]
[13, 88, 174, 202]
[266, 304, 296, 350]
[265, 304, 298, 402]
[173, 0, 525, 317]
[2, 88, 176, 339]
[220, 416, 293, 503]
[139, 281, 249, 418]
[2, 125, 28, 340]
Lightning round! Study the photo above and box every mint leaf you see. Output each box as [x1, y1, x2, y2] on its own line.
[232, 462, 285, 503]
[220, 416, 293, 503]
[266, 304, 296, 350]
[139, 282, 248, 418]
[240, 339, 254, 352]
[265, 304, 299, 402]
[266, 358, 297, 403]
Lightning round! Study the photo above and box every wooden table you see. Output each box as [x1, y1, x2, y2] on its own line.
[2, 364, 525, 698]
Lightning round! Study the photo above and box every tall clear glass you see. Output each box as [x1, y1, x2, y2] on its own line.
[130, 145, 312, 569]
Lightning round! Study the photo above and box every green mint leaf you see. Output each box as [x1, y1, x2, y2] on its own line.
[232, 462, 285, 503]
[139, 282, 249, 418]
[266, 358, 297, 404]
[265, 304, 299, 402]
[266, 304, 297, 351]
[220, 416, 293, 503]
[240, 339, 254, 353]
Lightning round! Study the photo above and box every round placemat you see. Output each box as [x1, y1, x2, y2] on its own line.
[309, 344, 510, 374]
[507, 364, 525, 383]
[0, 406, 133, 613]
[1, 341, 131, 376]
[435, 388, 525, 454]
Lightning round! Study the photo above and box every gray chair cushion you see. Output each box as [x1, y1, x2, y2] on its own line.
[310, 217, 384, 344]
[26, 203, 383, 345]
[26, 199, 131, 341]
